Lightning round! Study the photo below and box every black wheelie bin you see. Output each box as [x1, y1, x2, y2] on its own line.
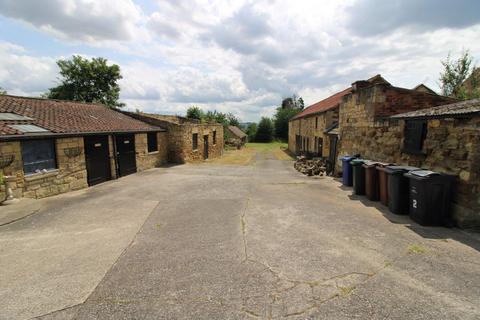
[385, 166, 419, 214]
[351, 159, 368, 195]
[404, 170, 455, 226]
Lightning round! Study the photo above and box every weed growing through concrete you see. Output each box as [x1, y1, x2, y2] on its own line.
[407, 244, 427, 254]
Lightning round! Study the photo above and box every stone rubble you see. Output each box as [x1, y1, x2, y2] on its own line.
[294, 156, 327, 176]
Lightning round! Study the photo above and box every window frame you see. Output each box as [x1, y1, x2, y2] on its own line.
[21, 139, 57, 175]
[213, 130, 217, 145]
[147, 132, 159, 153]
[402, 120, 427, 155]
[315, 117, 318, 129]
[192, 133, 198, 151]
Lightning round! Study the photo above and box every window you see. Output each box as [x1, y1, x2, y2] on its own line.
[192, 133, 198, 150]
[403, 120, 427, 154]
[21, 139, 57, 174]
[147, 132, 158, 153]
[315, 117, 318, 129]
[213, 131, 217, 145]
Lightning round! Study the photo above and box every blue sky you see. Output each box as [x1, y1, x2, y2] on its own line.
[0, 0, 479, 122]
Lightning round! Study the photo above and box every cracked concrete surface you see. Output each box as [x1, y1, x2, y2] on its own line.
[1, 156, 480, 319]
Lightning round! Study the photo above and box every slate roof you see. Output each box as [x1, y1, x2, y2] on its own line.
[391, 98, 480, 119]
[0, 95, 164, 139]
[228, 125, 247, 138]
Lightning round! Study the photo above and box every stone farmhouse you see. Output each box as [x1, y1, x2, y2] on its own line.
[123, 112, 224, 163]
[225, 125, 247, 147]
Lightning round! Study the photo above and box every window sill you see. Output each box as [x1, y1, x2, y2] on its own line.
[192, 149, 198, 152]
[147, 151, 159, 155]
[24, 169, 59, 181]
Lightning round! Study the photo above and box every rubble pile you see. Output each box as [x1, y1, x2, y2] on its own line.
[294, 156, 327, 176]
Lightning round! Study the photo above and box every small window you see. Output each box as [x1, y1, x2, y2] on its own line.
[403, 120, 427, 154]
[318, 137, 323, 154]
[147, 132, 158, 153]
[315, 117, 318, 129]
[213, 131, 217, 145]
[21, 139, 57, 174]
[192, 133, 198, 150]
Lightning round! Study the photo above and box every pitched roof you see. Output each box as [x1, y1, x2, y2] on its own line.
[227, 125, 247, 138]
[412, 84, 437, 95]
[391, 98, 480, 119]
[0, 95, 164, 138]
[291, 87, 352, 120]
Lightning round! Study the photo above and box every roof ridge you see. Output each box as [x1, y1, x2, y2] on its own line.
[0, 94, 110, 108]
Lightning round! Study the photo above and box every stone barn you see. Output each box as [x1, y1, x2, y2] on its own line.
[225, 125, 247, 147]
[124, 113, 224, 163]
[0, 95, 168, 200]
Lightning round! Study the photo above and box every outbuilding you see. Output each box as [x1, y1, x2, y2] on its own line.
[0, 95, 168, 200]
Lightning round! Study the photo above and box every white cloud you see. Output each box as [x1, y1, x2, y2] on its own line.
[1, 0, 479, 121]
[0, 42, 58, 96]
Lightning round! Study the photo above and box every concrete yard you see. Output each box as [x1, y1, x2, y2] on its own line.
[1, 149, 479, 319]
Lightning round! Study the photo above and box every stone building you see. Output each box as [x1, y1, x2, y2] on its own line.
[336, 76, 456, 170]
[225, 125, 247, 147]
[288, 88, 347, 164]
[124, 112, 224, 163]
[0, 95, 168, 200]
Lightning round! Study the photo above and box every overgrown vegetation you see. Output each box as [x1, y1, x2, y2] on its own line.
[255, 117, 275, 142]
[46, 55, 124, 108]
[439, 50, 480, 100]
[0, 87, 6, 95]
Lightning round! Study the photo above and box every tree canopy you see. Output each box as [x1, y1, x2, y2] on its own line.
[274, 94, 303, 141]
[46, 55, 124, 108]
[0, 87, 6, 95]
[439, 50, 480, 100]
[186, 106, 204, 120]
[255, 117, 274, 142]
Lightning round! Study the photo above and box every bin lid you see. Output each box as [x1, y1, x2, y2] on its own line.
[363, 160, 381, 167]
[385, 166, 420, 173]
[350, 158, 368, 165]
[340, 155, 356, 161]
[408, 170, 439, 177]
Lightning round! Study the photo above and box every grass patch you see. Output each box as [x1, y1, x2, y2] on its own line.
[210, 142, 293, 165]
[407, 244, 427, 254]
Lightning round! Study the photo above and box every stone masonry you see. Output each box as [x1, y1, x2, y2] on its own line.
[288, 108, 338, 157]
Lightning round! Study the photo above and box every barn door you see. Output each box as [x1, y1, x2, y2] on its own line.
[84, 135, 111, 186]
[115, 134, 137, 177]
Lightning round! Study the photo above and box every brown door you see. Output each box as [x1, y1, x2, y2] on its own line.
[115, 134, 137, 177]
[84, 135, 111, 186]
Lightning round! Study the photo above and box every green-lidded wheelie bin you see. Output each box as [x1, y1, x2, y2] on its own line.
[404, 170, 455, 226]
[385, 166, 419, 214]
[351, 159, 368, 195]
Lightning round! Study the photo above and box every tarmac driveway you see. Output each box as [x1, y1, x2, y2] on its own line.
[1, 157, 480, 319]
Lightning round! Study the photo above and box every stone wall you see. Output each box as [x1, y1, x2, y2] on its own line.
[135, 132, 168, 171]
[182, 124, 224, 162]
[288, 108, 338, 157]
[0, 137, 89, 200]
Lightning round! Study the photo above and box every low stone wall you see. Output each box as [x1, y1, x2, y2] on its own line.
[135, 132, 168, 171]
[337, 117, 480, 227]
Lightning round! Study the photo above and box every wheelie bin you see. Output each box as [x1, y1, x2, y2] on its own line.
[404, 170, 455, 226]
[341, 155, 357, 186]
[351, 159, 368, 195]
[363, 161, 380, 201]
[385, 166, 420, 214]
[377, 163, 394, 206]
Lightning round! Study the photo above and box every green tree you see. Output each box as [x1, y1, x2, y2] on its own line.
[226, 113, 240, 127]
[0, 87, 6, 95]
[273, 106, 301, 141]
[439, 50, 479, 99]
[46, 55, 123, 108]
[246, 123, 257, 142]
[255, 117, 274, 142]
[186, 106, 204, 120]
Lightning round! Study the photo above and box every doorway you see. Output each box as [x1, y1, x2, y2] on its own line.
[203, 135, 209, 160]
[84, 135, 111, 186]
[115, 134, 137, 177]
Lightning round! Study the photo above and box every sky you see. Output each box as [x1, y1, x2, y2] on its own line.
[0, 0, 479, 122]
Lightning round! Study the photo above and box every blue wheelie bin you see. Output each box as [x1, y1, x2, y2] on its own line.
[341, 155, 357, 186]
